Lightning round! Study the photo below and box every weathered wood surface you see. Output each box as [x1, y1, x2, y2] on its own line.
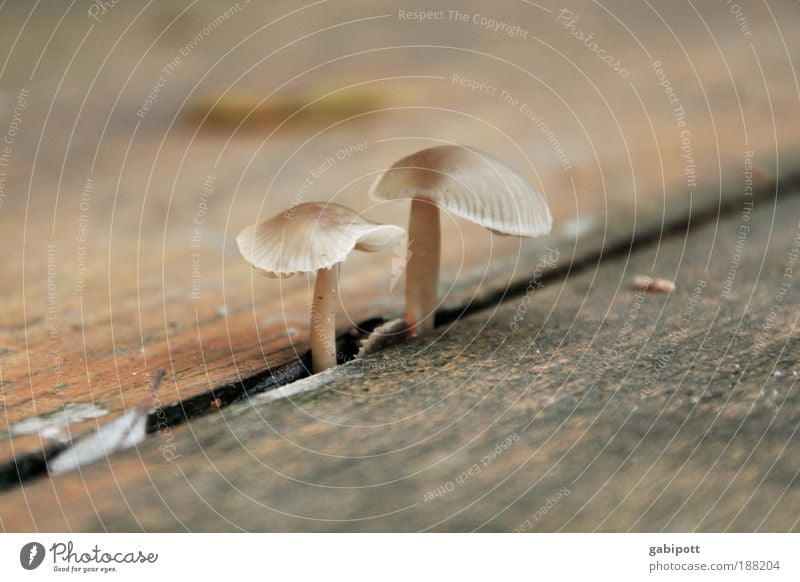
[1, 179, 798, 532]
[0, 0, 799, 518]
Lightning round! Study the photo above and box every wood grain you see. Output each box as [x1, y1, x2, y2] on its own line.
[1, 181, 797, 531]
[1, 1, 799, 470]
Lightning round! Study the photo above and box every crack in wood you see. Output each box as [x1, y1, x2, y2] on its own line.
[1, 172, 798, 492]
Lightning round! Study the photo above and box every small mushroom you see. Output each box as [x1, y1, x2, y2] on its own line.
[236, 202, 406, 372]
[370, 145, 552, 336]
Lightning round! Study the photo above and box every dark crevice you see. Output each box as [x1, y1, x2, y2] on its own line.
[437, 174, 800, 326]
[147, 323, 375, 432]
[0, 327, 372, 492]
[0, 443, 66, 491]
[2, 173, 799, 492]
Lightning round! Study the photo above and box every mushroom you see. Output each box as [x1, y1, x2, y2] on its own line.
[370, 145, 552, 337]
[236, 202, 406, 373]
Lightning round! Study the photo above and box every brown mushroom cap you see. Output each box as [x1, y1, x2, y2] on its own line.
[369, 145, 552, 237]
[236, 202, 405, 277]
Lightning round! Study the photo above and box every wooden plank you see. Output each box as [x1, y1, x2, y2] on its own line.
[0, 181, 798, 531]
[1, 1, 800, 470]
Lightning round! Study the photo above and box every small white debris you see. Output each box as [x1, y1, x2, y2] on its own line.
[771, 370, 786, 378]
[215, 304, 229, 317]
[48, 406, 148, 475]
[631, 275, 676, 293]
[9, 402, 110, 439]
[254, 368, 336, 404]
[47, 370, 164, 475]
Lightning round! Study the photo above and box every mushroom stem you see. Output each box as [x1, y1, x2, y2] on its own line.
[311, 265, 339, 372]
[405, 198, 440, 337]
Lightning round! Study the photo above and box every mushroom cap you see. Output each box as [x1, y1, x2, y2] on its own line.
[237, 202, 406, 278]
[369, 145, 552, 237]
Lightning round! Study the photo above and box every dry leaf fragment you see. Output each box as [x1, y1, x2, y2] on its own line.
[47, 370, 165, 475]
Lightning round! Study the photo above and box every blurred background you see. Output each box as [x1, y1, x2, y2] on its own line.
[0, 0, 799, 528]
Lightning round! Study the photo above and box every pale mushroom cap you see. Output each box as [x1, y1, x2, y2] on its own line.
[369, 145, 552, 237]
[237, 202, 406, 277]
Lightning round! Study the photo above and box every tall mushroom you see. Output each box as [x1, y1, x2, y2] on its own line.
[237, 202, 406, 372]
[370, 145, 552, 337]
